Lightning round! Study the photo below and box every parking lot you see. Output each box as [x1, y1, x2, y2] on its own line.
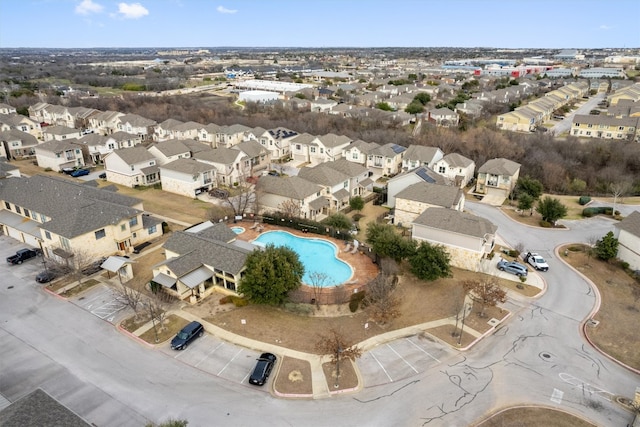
[160, 334, 265, 388]
[357, 335, 453, 387]
[1, 235, 45, 284]
[70, 284, 129, 324]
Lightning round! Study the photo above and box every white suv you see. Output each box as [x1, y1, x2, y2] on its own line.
[524, 252, 549, 272]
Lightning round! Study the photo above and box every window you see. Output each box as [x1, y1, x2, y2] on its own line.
[343, 181, 348, 188]
[310, 147, 316, 153]
[15, 206, 21, 214]
[23, 208, 30, 217]
[45, 231, 51, 240]
[129, 217, 138, 227]
[296, 144, 301, 150]
[121, 224, 126, 231]
[95, 229, 106, 239]
[31, 211, 38, 220]
[4, 201, 9, 210]
[40, 213, 47, 222]
[148, 225, 157, 234]
[439, 166, 446, 173]
[352, 152, 358, 159]
[60, 237, 71, 251]
[131, 165, 135, 171]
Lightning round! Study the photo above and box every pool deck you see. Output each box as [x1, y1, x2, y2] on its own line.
[234, 220, 379, 289]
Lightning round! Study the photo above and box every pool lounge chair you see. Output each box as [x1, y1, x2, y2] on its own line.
[343, 243, 352, 253]
[249, 221, 259, 230]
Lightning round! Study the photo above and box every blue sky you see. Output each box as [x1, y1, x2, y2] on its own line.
[1, 0, 638, 49]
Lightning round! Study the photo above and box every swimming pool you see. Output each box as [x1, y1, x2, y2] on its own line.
[253, 231, 352, 287]
[231, 226, 245, 234]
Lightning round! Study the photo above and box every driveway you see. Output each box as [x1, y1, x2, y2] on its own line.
[550, 93, 605, 136]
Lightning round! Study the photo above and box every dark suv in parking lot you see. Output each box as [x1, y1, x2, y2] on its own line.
[170, 321, 204, 350]
[249, 353, 277, 386]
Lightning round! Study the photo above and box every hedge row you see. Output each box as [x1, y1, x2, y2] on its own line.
[582, 206, 619, 217]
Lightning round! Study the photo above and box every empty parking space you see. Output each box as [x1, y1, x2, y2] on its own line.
[71, 285, 128, 323]
[358, 335, 450, 387]
[162, 335, 261, 385]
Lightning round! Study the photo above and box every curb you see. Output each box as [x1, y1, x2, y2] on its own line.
[556, 245, 640, 376]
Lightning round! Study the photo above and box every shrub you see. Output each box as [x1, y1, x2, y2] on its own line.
[349, 291, 366, 313]
[578, 196, 591, 205]
[352, 213, 364, 222]
[539, 221, 552, 227]
[582, 207, 611, 217]
[219, 295, 231, 304]
[230, 296, 248, 307]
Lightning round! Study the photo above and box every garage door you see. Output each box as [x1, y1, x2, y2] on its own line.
[23, 232, 40, 248]
[6, 227, 23, 242]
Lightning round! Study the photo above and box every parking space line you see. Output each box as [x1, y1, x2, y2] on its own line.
[405, 337, 441, 363]
[386, 343, 418, 374]
[218, 348, 243, 376]
[370, 352, 393, 382]
[195, 342, 224, 367]
[241, 372, 250, 384]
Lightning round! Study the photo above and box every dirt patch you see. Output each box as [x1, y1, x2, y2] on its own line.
[476, 406, 596, 427]
[273, 357, 313, 397]
[137, 314, 190, 344]
[59, 278, 100, 297]
[561, 245, 640, 371]
[322, 359, 358, 392]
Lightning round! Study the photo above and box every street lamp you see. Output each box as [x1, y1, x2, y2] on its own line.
[334, 345, 343, 388]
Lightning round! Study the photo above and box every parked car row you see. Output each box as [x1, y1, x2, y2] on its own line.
[170, 321, 277, 386]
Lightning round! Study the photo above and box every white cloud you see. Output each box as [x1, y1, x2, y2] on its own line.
[217, 5, 237, 14]
[75, 0, 104, 15]
[599, 24, 612, 30]
[117, 2, 149, 19]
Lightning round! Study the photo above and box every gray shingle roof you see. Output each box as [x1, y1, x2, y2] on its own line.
[298, 164, 349, 186]
[396, 182, 462, 208]
[162, 229, 251, 275]
[150, 140, 190, 157]
[0, 389, 90, 427]
[257, 175, 321, 199]
[403, 145, 441, 163]
[117, 113, 157, 127]
[194, 147, 245, 164]
[0, 129, 39, 147]
[615, 211, 640, 238]
[0, 175, 142, 239]
[413, 207, 497, 238]
[36, 138, 82, 153]
[160, 158, 216, 174]
[322, 158, 368, 177]
[442, 152, 474, 168]
[317, 133, 352, 148]
[370, 142, 406, 157]
[112, 146, 155, 165]
[233, 140, 266, 158]
[478, 158, 521, 175]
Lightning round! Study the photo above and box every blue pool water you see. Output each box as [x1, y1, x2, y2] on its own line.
[253, 231, 352, 287]
[231, 227, 245, 234]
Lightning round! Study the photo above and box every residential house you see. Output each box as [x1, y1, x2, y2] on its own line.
[427, 107, 459, 127]
[147, 139, 192, 165]
[68, 106, 100, 130]
[152, 222, 253, 301]
[343, 139, 380, 166]
[76, 133, 117, 164]
[290, 133, 321, 164]
[0, 159, 21, 178]
[155, 118, 184, 141]
[316, 133, 352, 163]
[608, 83, 640, 106]
[34, 139, 85, 171]
[0, 113, 42, 140]
[386, 167, 450, 209]
[256, 175, 326, 220]
[87, 111, 124, 135]
[613, 211, 640, 271]
[159, 158, 216, 198]
[43, 125, 82, 142]
[116, 114, 157, 141]
[297, 159, 370, 215]
[310, 98, 337, 113]
[103, 146, 160, 188]
[411, 207, 497, 271]
[570, 114, 639, 141]
[28, 103, 73, 127]
[0, 103, 16, 114]
[0, 129, 39, 160]
[217, 124, 253, 148]
[366, 142, 406, 176]
[111, 131, 143, 149]
[433, 153, 476, 187]
[193, 147, 250, 186]
[474, 158, 521, 204]
[198, 123, 223, 147]
[402, 145, 444, 171]
[394, 182, 465, 226]
[258, 127, 298, 161]
[173, 121, 205, 141]
[0, 174, 163, 262]
[232, 140, 270, 175]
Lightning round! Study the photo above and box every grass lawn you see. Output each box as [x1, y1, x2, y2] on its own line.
[273, 357, 313, 397]
[137, 314, 190, 344]
[561, 245, 640, 371]
[59, 279, 100, 298]
[477, 406, 596, 427]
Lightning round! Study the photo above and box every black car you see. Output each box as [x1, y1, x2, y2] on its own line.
[98, 172, 107, 179]
[249, 352, 277, 386]
[35, 270, 57, 283]
[170, 321, 204, 350]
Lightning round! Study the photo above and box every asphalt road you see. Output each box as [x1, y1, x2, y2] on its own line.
[550, 93, 606, 136]
[1, 203, 639, 426]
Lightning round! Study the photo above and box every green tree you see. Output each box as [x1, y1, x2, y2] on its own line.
[366, 223, 416, 263]
[349, 196, 364, 212]
[238, 244, 304, 305]
[407, 73, 418, 81]
[594, 231, 619, 261]
[413, 92, 431, 105]
[408, 241, 452, 281]
[375, 102, 394, 111]
[323, 213, 353, 230]
[517, 193, 534, 215]
[405, 101, 424, 115]
[536, 196, 568, 224]
[516, 176, 544, 199]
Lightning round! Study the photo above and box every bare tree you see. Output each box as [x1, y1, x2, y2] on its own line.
[462, 278, 507, 318]
[610, 181, 631, 217]
[222, 181, 257, 217]
[363, 274, 400, 327]
[585, 235, 599, 266]
[308, 271, 332, 308]
[514, 242, 525, 260]
[46, 248, 99, 285]
[315, 328, 362, 387]
[113, 284, 145, 320]
[146, 294, 169, 333]
[278, 199, 302, 218]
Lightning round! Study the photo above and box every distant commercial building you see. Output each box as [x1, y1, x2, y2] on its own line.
[239, 90, 280, 104]
[578, 67, 626, 79]
[234, 79, 312, 94]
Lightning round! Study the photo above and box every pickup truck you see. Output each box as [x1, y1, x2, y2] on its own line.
[524, 252, 549, 272]
[7, 248, 40, 265]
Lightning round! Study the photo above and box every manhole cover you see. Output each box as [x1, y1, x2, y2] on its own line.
[542, 353, 550, 358]
[7, 286, 14, 289]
